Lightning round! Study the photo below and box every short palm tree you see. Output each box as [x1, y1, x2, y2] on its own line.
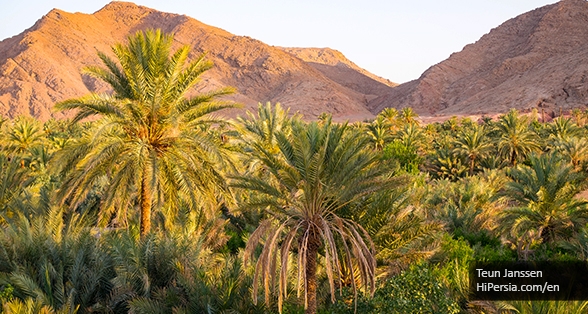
[544, 117, 582, 142]
[231, 119, 400, 314]
[378, 107, 399, 131]
[554, 136, 588, 170]
[365, 116, 391, 151]
[496, 109, 540, 166]
[453, 125, 493, 175]
[55, 29, 236, 237]
[5, 117, 44, 155]
[5, 117, 45, 168]
[395, 122, 424, 151]
[399, 107, 419, 125]
[0, 154, 31, 224]
[500, 153, 588, 246]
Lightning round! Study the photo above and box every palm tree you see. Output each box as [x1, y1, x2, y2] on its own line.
[399, 107, 419, 125]
[237, 102, 298, 170]
[365, 116, 391, 151]
[499, 153, 588, 247]
[5, 117, 45, 168]
[453, 125, 493, 175]
[231, 119, 400, 314]
[346, 187, 441, 273]
[0, 207, 112, 312]
[5, 117, 44, 155]
[55, 29, 236, 237]
[544, 117, 582, 142]
[0, 154, 31, 224]
[495, 109, 540, 166]
[378, 107, 399, 131]
[554, 136, 588, 170]
[395, 122, 424, 151]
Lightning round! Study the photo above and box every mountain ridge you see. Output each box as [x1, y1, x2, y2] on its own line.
[369, 0, 588, 117]
[0, 1, 394, 121]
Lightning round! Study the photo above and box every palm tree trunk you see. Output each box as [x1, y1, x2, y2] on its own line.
[469, 157, 475, 176]
[305, 234, 320, 314]
[140, 167, 152, 238]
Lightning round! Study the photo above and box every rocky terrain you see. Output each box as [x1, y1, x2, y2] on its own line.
[0, 2, 395, 121]
[369, 0, 588, 118]
[3, 0, 588, 122]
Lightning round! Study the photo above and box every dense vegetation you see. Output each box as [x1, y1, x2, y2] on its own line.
[2, 29, 588, 313]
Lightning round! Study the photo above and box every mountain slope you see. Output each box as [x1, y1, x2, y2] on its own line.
[0, 1, 395, 121]
[369, 0, 588, 117]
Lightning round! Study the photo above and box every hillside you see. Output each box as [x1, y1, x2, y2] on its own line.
[0, 1, 395, 121]
[369, 0, 588, 117]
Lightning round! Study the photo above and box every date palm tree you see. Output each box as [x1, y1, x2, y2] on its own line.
[399, 107, 418, 125]
[554, 136, 588, 170]
[378, 107, 399, 131]
[366, 116, 391, 151]
[232, 118, 400, 314]
[496, 109, 540, 166]
[236, 102, 298, 173]
[453, 125, 493, 175]
[499, 153, 588, 247]
[55, 29, 236, 237]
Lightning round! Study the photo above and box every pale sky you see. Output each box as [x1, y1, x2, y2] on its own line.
[0, 0, 558, 83]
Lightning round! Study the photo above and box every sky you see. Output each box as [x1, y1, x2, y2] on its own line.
[0, 0, 558, 84]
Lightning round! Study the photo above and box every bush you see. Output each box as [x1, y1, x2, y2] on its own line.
[327, 263, 460, 314]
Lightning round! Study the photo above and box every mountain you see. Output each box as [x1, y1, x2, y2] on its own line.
[369, 0, 588, 117]
[0, 1, 395, 121]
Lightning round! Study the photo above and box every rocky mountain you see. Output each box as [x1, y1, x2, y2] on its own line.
[369, 0, 588, 117]
[0, 1, 395, 121]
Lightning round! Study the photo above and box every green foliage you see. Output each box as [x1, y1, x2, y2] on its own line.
[0, 284, 14, 303]
[383, 140, 420, 174]
[328, 263, 460, 314]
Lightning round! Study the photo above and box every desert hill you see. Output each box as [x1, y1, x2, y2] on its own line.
[0, 1, 395, 121]
[369, 0, 588, 117]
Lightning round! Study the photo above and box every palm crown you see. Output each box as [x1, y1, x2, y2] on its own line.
[55, 29, 237, 237]
[232, 117, 401, 313]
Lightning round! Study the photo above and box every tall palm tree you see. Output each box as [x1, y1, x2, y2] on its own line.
[495, 109, 540, 166]
[231, 119, 400, 314]
[55, 29, 236, 237]
[453, 125, 493, 175]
